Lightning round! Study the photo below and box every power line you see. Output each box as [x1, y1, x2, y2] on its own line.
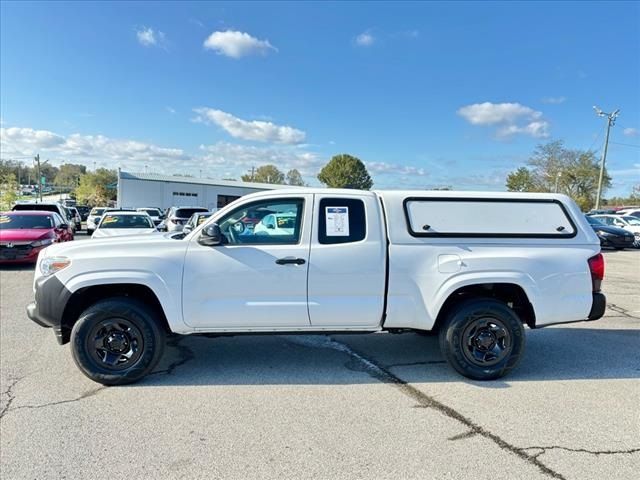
[610, 141, 640, 148]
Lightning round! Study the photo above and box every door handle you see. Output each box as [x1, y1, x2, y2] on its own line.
[275, 257, 306, 265]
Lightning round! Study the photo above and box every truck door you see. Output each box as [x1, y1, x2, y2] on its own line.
[308, 194, 387, 327]
[182, 194, 313, 329]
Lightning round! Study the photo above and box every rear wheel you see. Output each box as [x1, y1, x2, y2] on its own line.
[439, 298, 525, 380]
[70, 297, 165, 385]
[86, 229, 94, 236]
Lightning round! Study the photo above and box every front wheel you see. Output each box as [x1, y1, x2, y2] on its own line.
[70, 297, 165, 385]
[439, 298, 525, 380]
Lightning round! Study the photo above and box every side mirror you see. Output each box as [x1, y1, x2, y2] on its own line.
[267, 224, 274, 229]
[183, 225, 193, 234]
[198, 223, 223, 246]
[59, 224, 69, 230]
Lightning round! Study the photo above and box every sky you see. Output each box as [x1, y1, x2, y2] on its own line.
[1, 1, 639, 195]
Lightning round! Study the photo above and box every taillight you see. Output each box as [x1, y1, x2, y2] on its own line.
[171, 217, 183, 225]
[588, 253, 605, 292]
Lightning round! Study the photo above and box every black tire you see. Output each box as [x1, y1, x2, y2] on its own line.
[70, 297, 165, 385]
[438, 298, 525, 380]
[86, 229, 93, 236]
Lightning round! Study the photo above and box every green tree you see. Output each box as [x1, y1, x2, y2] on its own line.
[74, 168, 117, 205]
[286, 168, 305, 186]
[241, 164, 285, 184]
[54, 163, 87, 187]
[317, 154, 373, 190]
[506, 167, 538, 192]
[505, 141, 611, 211]
[0, 172, 19, 210]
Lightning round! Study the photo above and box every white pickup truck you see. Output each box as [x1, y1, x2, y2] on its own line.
[27, 189, 606, 385]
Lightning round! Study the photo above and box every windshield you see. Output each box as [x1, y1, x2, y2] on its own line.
[99, 214, 153, 229]
[0, 214, 54, 229]
[12, 204, 58, 213]
[585, 216, 604, 226]
[90, 208, 106, 216]
[140, 209, 161, 216]
[621, 216, 640, 226]
[175, 208, 208, 218]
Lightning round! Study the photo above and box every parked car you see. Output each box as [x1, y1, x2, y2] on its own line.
[182, 212, 213, 234]
[164, 206, 209, 232]
[75, 205, 91, 221]
[136, 207, 164, 226]
[253, 212, 297, 236]
[28, 189, 606, 385]
[0, 211, 73, 264]
[68, 207, 82, 231]
[86, 207, 108, 236]
[585, 215, 635, 249]
[91, 211, 157, 238]
[592, 214, 640, 247]
[615, 208, 640, 219]
[11, 202, 75, 230]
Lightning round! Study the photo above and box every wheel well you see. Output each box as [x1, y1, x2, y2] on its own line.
[60, 283, 171, 343]
[433, 283, 536, 332]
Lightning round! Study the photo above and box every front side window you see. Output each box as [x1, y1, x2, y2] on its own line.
[217, 198, 304, 245]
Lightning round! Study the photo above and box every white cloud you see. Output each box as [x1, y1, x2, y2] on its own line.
[193, 108, 306, 145]
[541, 96, 567, 104]
[355, 32, 375, 47]
[203, 30, 276, 58]
[166, 106, 176, 114]
[0, 126, 190, 169]
[366, 161, 427, 176]
[623, 127, 638, 137]
[136, 27, 166, 47]
[457, 102, 550, 139]
[199, 142, 323, 177]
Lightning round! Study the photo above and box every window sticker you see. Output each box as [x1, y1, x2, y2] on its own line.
[0, 215, 12, 224]
[101, 215, 118, 225]
[325, 207, 349, 236]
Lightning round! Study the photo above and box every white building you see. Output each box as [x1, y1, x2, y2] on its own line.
[117, 171, 288, 211]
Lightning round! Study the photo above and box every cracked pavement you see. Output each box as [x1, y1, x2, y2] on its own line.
[1, 240, 638, 479]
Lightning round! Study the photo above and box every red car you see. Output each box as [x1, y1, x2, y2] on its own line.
[0, 211, 74, 264]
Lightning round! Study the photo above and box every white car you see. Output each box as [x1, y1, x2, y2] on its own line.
[136, 207, 163, 227]
[615, 208, 640, 219]
[86, 207, 108, 235]
[253, 212, 297, 236]
[91, 211, 157, 238]
[592, 214, 640, 247]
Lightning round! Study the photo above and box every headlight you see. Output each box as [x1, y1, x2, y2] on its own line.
[31, 238, 55, 247]
[40, 256, 71, 276]
[596, 230, 611, 236]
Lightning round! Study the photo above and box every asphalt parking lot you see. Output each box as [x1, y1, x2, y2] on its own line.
[1, 235, 638, 480]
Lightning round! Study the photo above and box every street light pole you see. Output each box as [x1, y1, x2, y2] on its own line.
[34, 154, 42, 203]
[593, 107, 620, 210]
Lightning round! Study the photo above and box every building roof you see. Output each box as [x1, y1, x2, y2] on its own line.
[119, 171, 294, 190]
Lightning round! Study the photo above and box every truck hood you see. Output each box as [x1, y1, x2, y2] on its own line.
[41, 231, 186, 259]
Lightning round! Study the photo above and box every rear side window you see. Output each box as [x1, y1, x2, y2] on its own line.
[318, 198, 366, 244]
[404, 198, 576, 238]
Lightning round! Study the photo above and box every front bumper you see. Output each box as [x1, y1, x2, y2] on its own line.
[26, 275, 73, 344]
[0, 245, 44, 264]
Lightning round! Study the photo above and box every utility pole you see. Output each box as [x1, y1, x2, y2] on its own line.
[593, 106, 620, 210]
[34, 154, 42, 203]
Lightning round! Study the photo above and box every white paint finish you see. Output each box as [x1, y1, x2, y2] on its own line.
[307, 192, 386, 327]
[406, 199, 575, 236]
[36, 187, 602, 337]
[181, 194, 314, 329]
